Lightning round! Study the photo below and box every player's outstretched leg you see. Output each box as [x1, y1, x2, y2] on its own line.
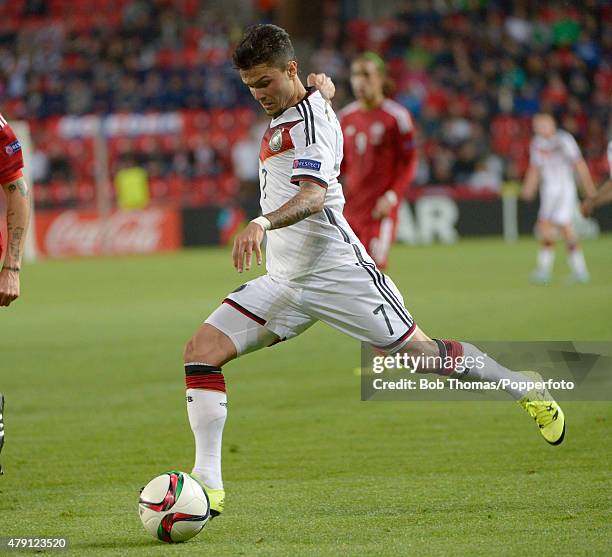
[0, 393, 5, 474]
[531, 220, 555, 284]
[183, 324, 236, 518]
[400, 330, 565, 445]
[561, 224, 589, 283]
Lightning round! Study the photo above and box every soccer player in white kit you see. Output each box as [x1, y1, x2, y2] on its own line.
[521, 113, 596, 283]
[180, 25, 566, 519]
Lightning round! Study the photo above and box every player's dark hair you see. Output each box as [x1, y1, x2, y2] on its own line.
[233, 24, 295, 71]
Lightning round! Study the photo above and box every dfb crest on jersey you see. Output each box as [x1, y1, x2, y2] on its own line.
[269, 129, 283, 152]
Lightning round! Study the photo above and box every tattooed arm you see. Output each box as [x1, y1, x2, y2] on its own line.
[264, 182, 325, 229]
[0, 176, 31, 306]
[232, 182, 325, 272]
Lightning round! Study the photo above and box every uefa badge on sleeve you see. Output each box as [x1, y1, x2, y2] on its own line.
[4, 140, 21, 156]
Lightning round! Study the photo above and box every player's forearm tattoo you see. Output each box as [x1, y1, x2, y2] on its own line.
[6, 178, 29, 198]
[264, 184, 324, 230]
[3, 178, 30, 266]
[8, 226, 24, 260]
[266, 198, 314, 229]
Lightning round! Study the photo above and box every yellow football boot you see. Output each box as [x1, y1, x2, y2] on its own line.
[518, 372, 565, 445]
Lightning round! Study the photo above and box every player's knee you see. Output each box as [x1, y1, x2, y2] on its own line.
[560, 225, 575, 242]
[183, 325, 235, 367]
[183, 337, 222, 366]
[183, 339, 195, 362]
[392, 327, 438, 359]
[401, 339, 439, 359]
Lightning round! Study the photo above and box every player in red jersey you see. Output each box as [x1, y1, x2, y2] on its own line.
[339, 52, 417, 269]
[0, 112, 31, 473]
[0, 113, 31, 307]
[0, 113, 30, 473]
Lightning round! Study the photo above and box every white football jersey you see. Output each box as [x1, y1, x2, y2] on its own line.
[258, 88, 372, 280]
[529, 130, 582, 193]
[607, 139, 612, 179]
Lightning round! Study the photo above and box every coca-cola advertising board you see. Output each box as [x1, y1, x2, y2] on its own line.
[35, 208, 181, 257]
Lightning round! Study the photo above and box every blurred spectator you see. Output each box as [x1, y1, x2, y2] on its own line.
[30, 147, 50, 184]
[468, 159, 502, 192]
[505, 9, 532, 44]
[452, 142, 479, 184]
[114, 154, 150, 210]
[192, 135, 225, 177]
[0, 0, 608, 209]
[430, 147, 455, 186]
[231, 117, 267, 219]
[47, 143, 73, 183]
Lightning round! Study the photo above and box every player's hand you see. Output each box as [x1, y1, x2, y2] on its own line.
[232, 222, 264, 273]
[520, 188, 535, 202]
[307, 73, 335, 102]
[0, 269, 20, 307]
[580, 197, 595, 217]
[372, 194, 394, 220]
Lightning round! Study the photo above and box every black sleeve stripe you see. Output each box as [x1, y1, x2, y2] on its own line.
[305, 98, 316, 144]
[290, 174, 328, 188]
[295, 104, 307, 145]
[295, 103, 303, 127]
[296, 103, 310, 146]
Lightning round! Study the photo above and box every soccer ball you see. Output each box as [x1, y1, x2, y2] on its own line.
[138, 471, 210, 543]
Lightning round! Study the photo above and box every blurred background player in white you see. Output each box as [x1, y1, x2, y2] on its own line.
[339, 53, 416, 269]
[521, 113, 595, 284]
[582, 139, 612, 217]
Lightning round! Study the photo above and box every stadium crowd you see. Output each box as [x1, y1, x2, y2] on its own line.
[318, 0, 611, 189]
[0, 0, 609, 208]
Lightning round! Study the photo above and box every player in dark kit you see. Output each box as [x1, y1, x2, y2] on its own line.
[339, 52, 417, 269]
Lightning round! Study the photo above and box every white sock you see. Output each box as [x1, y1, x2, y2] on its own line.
[186, 388, 227, 490]
[433, 340, 530, 400]
[537, 245, 554, 274]
[460, 342, 529, 400]
[568, 246, 588, 276]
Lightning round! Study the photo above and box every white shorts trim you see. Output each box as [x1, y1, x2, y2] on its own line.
[205, 300, 279, 356]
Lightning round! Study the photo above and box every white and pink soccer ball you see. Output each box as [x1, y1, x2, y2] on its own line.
[138, 471, 209, 543]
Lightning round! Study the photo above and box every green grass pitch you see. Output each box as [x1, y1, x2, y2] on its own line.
[1, 236, 611, 556]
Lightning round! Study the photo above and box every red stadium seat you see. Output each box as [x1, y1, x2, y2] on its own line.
[235, 108, 256, 128]
[149, 178, 168, 200]
[48, 181, 75, 206]
[167, 176, 186, 201]
[211, 111, 236, 131]
[76, 181, 96, 205]
[217, 174, 237, 202]
[191, 177, 217, 205]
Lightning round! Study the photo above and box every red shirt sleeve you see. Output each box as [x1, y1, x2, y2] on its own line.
[0, 169, 23, 185]
[389, 119, 417, 199]
[0, 120, 25, 185]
